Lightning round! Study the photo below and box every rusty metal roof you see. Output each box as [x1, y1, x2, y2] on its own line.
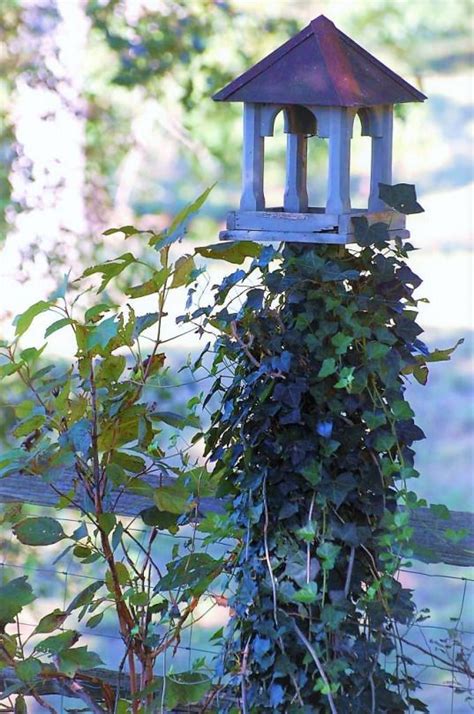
[213, 15, 426, 106]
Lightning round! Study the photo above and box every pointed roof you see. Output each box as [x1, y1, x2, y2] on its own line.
[213, 15, 426, 107]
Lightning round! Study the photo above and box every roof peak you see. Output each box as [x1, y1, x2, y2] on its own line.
[213, 16, 426, 107]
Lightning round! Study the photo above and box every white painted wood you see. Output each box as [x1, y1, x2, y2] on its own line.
[227, 209, 338, 232]
[220, 229, 348, 244]
[240, 103, 265, 211]
[325, 107, 356, 214]
[369, 105, 393, 211]
[220, 228, 410, 244]
[284, 134, 309, 212]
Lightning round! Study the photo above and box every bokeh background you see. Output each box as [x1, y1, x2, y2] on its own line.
[0, 0, 473, 711]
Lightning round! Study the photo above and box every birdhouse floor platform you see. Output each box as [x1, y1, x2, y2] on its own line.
[220, 207, 408, 244]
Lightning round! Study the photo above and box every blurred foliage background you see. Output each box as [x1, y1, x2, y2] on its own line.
[0, 1, 472, 710]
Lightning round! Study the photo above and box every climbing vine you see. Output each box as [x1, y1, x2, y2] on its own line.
[195, 185, 464, 713]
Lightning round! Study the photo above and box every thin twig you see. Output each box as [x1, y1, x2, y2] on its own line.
[294, 623, 338, 714]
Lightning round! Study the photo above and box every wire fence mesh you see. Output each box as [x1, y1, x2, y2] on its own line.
[1, 506, 473, 713]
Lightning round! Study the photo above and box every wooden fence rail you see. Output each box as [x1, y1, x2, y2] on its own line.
[0, 471, 472, 567]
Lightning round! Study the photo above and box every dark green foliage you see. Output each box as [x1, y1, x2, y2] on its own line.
[196, 209, 461, 711]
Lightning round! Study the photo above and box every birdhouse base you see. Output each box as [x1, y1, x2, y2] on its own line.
[220, 207, 409, 244]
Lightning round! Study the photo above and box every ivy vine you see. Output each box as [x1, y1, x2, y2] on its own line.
[195, 185, 463, 713]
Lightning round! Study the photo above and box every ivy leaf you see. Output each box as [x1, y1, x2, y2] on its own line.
[317, 542, 341, 570]
[366, 342, 390, 360]
[13, 517, 65, 546]
[317, 358, 337, 378]
[331, 333, 352, 355]
[195, 241, 261, 264]
[139, 506, 179, 533]
[0, 576, 35, 625]
[379, 183, 424, 214]
[14, 300, 53, 337]
[291, 582, 318, 604]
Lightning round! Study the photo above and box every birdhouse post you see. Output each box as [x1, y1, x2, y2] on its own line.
[213, 15, 426, 245]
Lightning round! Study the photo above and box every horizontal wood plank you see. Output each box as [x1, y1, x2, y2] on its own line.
[0, 472, 471, 567]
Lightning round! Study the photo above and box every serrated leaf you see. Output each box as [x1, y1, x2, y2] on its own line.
[16, 657, 42, 683]
[34, 609, 68, 634]
[171, 254, 196, 288]
[35, 630, 79, 654]
[13, 517, 65, 546]
[0, 576, 35, 625]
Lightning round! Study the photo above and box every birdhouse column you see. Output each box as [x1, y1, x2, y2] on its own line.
[284, 133, 309, 213]
[240, 103, 265, 211]
[368, 105, 393, 212]
[325, 107, 355, 215]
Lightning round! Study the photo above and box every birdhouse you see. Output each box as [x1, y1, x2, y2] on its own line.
[213, 15, 426, 244]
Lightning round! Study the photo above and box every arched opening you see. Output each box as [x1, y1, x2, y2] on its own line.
[307, 135, 328, 209]
[263, 109, 287, 209]
[350, 112, 372, 210]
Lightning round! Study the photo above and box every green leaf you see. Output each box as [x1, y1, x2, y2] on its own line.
[14, 300, 53, 337]
[171, 254, 197, 288]
[16, 657, 42, 682]
[103, 224, 141, 237]
[331, 333, 352, 355]
[34, 609, 68, 634]
[391, 400, 414, 420]
[45, 317, 72, 338]
[366, 341, 390, 360]
[13, 414, 46, 438]
[445, 528, 469, 544]
[58, 646, 103, 676]
[291, 582, 318, 604]
[86, 315, 120, 351]
[165, 672, 211, 708]
[67, 581, 104, 614]
[195, 240, 261, 265]
[296, 522, 316, 543]
[379, 183, 424, 215]
[301, 461, 321, 486]
[84, 303, 115, 322]
[154, 481, 193, 515]
[429, 503, 450, 521]
[316, 542, 341, 570]
[35, 630, 80, 654]
[0, 576, 35, 625]
[14, 695, 27, 714]
[82, 253, 136, 292]
[317, 358, 337, 378]
[132, 312, 160, 339]
[140, 506, 179, 533]
[156, 553, 221, 594]
[151, 186, 214, 252]
[98, 513, 116, 536]
[127, 268, 170, 298]
[105, 562, 130, 592]
[13, 517, 65, 546]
